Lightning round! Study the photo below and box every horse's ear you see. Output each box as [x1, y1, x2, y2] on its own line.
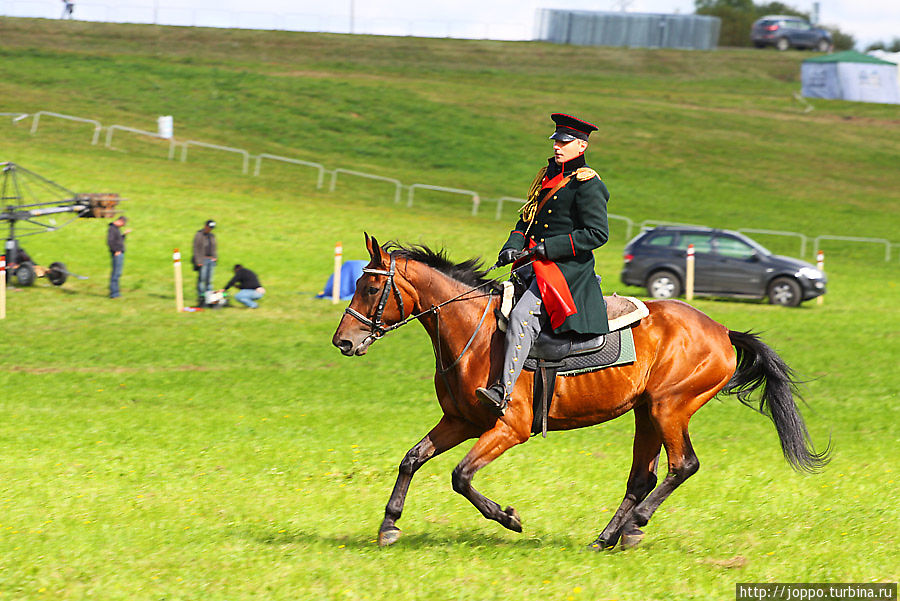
[365, 234, 387, 265]
[365, 232, 376, 259]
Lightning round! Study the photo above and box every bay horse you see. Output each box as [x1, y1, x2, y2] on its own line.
[331, 234, 829, 549]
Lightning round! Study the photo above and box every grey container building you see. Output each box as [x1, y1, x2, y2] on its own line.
[535, 9, 721, 50]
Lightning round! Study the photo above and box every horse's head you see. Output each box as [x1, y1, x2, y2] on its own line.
[332, 233, 412, 356]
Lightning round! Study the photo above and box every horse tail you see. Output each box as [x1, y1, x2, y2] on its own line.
[724, 330, 831, 473]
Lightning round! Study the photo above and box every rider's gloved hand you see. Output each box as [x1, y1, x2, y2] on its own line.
[527, 242, 547, 258]
[497, 248, 519, 266]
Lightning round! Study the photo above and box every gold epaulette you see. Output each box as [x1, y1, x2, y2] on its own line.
[527, 166, 548, 202]
[519, 166, 548, 222]
[575, 167, 599, 182]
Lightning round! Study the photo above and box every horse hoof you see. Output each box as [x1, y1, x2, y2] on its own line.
[588, 536, 617, 551]
[504, 506, 523, 532]
[378, 527, 402, 547]
[620, 530, 645, 549]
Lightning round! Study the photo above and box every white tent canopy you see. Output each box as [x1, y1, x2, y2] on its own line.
[801, 51, 900, 105]
[868, 50, 900, 97]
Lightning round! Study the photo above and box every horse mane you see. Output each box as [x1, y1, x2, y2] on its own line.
[383, 241, 501, 292]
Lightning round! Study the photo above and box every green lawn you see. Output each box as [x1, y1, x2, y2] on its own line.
[1, 18, 898, 601]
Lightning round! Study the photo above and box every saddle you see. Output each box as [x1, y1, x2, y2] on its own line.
[497, 281, 649, 437]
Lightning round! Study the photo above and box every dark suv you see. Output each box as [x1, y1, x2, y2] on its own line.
[620, 226, 826, 307]
[751, 15, 832, 51]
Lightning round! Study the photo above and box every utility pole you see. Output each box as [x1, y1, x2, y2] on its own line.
[350, 0, 355, 33]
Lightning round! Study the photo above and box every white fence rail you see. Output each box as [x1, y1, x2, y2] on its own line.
[408, 184, 480, 216]
[608, 214, 634, 240]
[639, 219, 709, 231]
[105, 124, 178, 158]
[179, 140, 250, 175]
[30, 111, 102, 145]
[330, 169, 403, 204]
[496, 196, 523, 221]
[16, 109, 898, 260]
[1, 112, 29, 124]
[738, 228, 808, 257]
[814, 235, 891, 261]
[254, 154, 326, 189]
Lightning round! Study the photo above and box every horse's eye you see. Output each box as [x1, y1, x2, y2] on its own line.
[366, 286, 379, 295]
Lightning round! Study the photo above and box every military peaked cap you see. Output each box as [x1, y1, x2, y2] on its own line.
[549, 113, 598, 142]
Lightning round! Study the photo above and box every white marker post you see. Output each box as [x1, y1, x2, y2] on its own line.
[816, 250, 825, 306]
[0, 255, 6, 320]
[173, 248, 184, 312]
[685, 243, 695, 301]
[332, 241, 343, 304]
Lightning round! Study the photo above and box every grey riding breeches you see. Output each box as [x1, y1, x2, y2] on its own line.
[500, 279, 545, 399]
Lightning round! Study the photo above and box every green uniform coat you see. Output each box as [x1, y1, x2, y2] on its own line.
[502, 156, 610, 335]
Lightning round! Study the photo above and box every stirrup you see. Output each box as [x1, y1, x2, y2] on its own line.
[475, 386, 507, 417]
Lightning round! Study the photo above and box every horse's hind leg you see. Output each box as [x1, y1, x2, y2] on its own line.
[451, 422, 530, 532]
[620, 424, 700, 549]
[591, 403, 661, 550]
[379, 416, 477, 546]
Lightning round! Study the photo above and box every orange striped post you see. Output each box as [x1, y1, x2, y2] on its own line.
[0, 255, 6, 320]
[816, 250, 825, 306]
[332, 242, 343, 304]
[685, 243, 695, 301]
[173, 248, 184, 312]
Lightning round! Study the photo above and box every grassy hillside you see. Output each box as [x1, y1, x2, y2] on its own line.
[0, 18, 898, 601]
[1, 17, 898, 240]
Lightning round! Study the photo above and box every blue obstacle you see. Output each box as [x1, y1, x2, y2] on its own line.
[316, 260, 366, 301]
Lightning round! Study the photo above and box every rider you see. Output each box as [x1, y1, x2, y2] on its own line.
[475, 113, 611, 417]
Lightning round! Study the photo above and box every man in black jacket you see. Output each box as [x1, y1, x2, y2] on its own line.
[106, 215, 130, 299]
[220, 264, 265, 309]
[192, 219, 217, 306]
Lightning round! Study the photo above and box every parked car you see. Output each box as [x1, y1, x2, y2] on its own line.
[751, 15, 832, 52]
[620, 226, 826, 307]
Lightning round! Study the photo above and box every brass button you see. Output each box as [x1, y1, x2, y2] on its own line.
[544, 224, 549, 228]
[547, 209, 552, 214]
[552, 195, 557, 199]
[540, 238, 544, 242]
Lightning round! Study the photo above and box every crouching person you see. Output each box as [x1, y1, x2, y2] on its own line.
[221, 264, 265, 309]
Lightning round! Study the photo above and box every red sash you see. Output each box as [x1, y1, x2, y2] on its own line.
[528, 240, 577, 330]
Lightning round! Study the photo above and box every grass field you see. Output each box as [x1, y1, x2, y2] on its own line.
[1, 17, 898, 601]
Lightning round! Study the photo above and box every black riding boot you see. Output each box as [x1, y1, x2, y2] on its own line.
[476, 384, 507, 417]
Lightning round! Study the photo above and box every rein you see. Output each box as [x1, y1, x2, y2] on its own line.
[343, 253, 534, 341]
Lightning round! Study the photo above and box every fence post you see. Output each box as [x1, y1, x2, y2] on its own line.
[0, 255, 6, 320]
[173, 249, 184, 312]
[685, 244, 695, 301]
[333, 242, 343, 304]
[816, 250, 824, 306]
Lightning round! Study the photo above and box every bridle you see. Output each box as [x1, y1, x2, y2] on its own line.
[343, 254, 407, 340]
[342, 251, 534, 360]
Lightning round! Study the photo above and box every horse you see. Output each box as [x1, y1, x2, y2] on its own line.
[331, 234, 829, 549]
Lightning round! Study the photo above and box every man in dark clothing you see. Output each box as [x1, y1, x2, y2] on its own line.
[476, 113, 611, 417]
[106, 215, 130, 299]
[192, 219, 217, 306]
[220, 264, 265, 308]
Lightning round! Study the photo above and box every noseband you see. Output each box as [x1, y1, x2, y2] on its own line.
[343, 254, 406, 339]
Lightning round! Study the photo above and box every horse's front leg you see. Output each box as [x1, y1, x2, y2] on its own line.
[451, 419, 530, 532]
[379, 416, 476, 546]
